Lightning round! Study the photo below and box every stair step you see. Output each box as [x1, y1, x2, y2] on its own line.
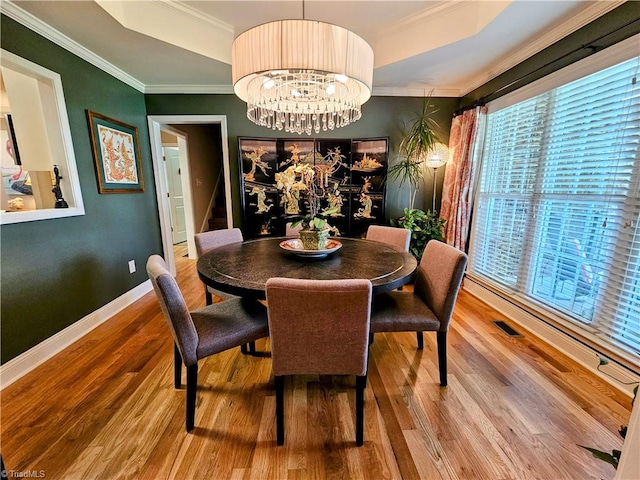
[212, 206, 226, 217]
[208, 217, 227, 231]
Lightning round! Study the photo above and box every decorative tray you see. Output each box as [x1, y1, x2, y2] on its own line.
[279, 239, 342, 258]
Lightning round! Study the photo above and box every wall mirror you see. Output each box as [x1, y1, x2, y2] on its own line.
[0, 49, 84, 224]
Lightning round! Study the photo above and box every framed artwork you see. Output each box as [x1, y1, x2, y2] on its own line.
[86, 110, 144, 193]
[238, 136, 388, 239]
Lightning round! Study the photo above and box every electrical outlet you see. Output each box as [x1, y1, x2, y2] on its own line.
[128, 260, 136, 274]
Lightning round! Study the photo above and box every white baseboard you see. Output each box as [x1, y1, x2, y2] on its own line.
[0, 280, 153, 390]
[463, 278, 639, 397]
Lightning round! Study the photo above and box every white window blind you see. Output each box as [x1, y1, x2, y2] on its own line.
[469, 53, 640, 358]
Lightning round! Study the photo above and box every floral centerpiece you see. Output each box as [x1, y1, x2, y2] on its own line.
[276, 158, 340, 250]
[292, 206, 340, 250]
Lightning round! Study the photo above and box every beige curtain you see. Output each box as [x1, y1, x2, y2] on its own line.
[440, 106, 487, 251]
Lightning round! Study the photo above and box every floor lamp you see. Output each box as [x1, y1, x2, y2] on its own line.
[425, 143, 449, 212]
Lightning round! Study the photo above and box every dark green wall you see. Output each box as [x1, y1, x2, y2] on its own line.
[1, 16, 163, 363]
[145, 95, 458, 221]
[459, 1, 640, 109]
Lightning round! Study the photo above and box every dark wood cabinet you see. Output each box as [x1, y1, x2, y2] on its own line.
[239, 137, 388, 239]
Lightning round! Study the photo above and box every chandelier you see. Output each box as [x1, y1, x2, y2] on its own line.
[232, 19, 374, 135]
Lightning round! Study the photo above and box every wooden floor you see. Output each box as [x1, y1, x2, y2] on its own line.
[1, 252, 632, 479]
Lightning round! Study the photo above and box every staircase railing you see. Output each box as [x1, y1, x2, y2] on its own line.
[200, 170, 224, 233]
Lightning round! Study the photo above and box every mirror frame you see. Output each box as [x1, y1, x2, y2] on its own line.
[0, 49, 85, 224]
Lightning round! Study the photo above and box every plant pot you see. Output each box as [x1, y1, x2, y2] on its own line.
[299, 229, 331, 250]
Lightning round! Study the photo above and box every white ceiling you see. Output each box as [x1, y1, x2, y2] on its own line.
[3, 0, 623, 97]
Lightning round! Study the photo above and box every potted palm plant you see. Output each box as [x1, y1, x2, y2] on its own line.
[388, 94, 446, 258]
[388, 94, 442, 209]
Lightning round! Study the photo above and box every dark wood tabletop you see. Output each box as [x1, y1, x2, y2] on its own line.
[197, 236, 417, 299]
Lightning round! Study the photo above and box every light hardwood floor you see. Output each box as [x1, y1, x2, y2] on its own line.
[1, 253, 632, 479]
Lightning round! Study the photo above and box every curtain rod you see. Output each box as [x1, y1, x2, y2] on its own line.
[453, 16, 640, 117]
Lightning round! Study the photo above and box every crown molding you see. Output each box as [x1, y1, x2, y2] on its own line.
[4, 0, 464, 99]
[95, 0, 233, 64]
[373, 1, 510, 70]
[156, 0, 234, 34]
[1, 0, 145, 93]
[2, 0, 626, 100]
[372, 86, 460, 98]
[460, 0, 625, 96]
[144, 84, 234, 95]
[143, 84, 461, 97]
[379, 1, 475, 38]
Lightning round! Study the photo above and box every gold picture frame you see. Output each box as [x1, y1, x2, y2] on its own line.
[86, 110, 144, 193]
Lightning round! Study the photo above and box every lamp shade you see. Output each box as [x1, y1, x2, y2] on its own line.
[232, 20, 374, 135]
[424, 143, 449, 169]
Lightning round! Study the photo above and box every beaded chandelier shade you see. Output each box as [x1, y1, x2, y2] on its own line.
[232, 20, 374, 135]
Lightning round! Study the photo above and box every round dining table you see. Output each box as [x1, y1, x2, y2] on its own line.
[197, 236, 417, 300]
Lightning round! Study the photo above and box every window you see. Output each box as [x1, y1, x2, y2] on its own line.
[469, 52, 640, 358]
[0, 49, 84, 224]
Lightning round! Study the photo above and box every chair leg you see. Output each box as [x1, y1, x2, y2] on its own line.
[356, 375, 367, 446]
[174, 343, 182, 388]
[416, 331, 424, 350]
[186, 364, 198, 432]
[240, 341, 257, 355]
[437, 331, 447, 387]
[275, 375, 285, 446]
[205, 287, 213, 306]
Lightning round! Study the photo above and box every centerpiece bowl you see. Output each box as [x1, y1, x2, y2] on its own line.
[279, 238, 342, 258]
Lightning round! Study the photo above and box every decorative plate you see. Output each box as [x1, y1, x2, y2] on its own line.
[279, 238, 342, 258]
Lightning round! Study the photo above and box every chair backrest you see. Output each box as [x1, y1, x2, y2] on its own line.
[194, 228, 243, 257]
[414, 240, 468, 331]
[146, 255, 199, 366]
[266, 278, 372, 376]
[285, 222, 302, 236]
[366, 225, 411, 252]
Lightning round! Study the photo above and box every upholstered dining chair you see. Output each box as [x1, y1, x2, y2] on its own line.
[365, 225, 411, 252]
[146, 255, 269, 432]
[265, 277, 373, 446]
[370, 240, 467, 386]
[195, 228, 258, 355]
[194, 228, 244, 305]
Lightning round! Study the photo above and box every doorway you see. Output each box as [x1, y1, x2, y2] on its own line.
[162, 145, 187, 245]
[148, 115, 233, 276]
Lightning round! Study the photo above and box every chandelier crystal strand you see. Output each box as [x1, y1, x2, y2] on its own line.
[245, 70, 363, 134]
[232, 20, 373, 135]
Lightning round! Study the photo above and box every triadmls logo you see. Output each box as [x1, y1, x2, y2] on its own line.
[2, 471, 46, 478]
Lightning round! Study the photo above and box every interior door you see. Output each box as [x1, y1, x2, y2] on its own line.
[163, 147, 187, 244]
